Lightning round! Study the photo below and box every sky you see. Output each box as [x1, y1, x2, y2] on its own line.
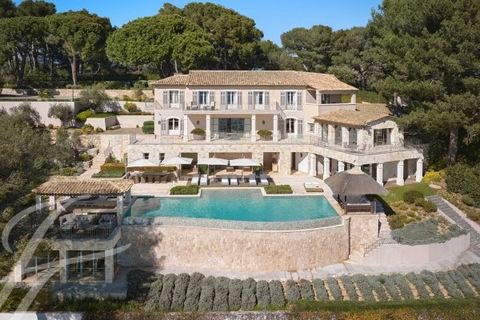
[16, 0, 383, 44]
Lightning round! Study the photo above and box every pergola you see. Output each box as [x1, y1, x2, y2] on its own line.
[34, 179, 134, 218]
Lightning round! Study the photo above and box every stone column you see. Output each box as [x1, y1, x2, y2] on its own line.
[251, 114, 256, 142]
[314, 122, 320, 136]
[376, 163, 384, 185]
[396, 160, 405, 186]
[183, 114, 188, 142]
[206, 114, 211, 142]
[117, 195, 124, 224]
[35, 195, 42, 213]
[350, 93, 357, 104]
[59, 250, 68, 283]
[105, 249, 114, 283]
[48, 196, 56, 210]
[416, 158, 423, 182]
[341, 127, 349, 146]
[338, 161, 345, 172]
[273, 114, 279, 142]
[327, 125, 335, 145]
[309, 153, 317, 176]
[323, 157, 330, 179]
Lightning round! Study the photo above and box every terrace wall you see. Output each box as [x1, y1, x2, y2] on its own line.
[118, 222, 350, 273]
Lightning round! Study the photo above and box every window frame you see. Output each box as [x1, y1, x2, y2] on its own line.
[198, 91, 210, 105]
[285, 118, 296, 134]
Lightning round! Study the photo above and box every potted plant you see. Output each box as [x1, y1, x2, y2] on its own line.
[191, 127, 206, 140]
[257, 129, 273, 141]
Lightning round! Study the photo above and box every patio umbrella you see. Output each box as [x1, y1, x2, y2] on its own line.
[161, 157, 193, 178]
[229, 158, 261, 167]
[324, 166, 388, 196]
[127, 158, 160, 168]
[197, 157, 229, 166]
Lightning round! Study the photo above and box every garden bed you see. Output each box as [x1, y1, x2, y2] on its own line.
[264, 185, 293, 194]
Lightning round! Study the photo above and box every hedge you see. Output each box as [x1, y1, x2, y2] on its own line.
[367, 276, 389, 301]
[391, 273, 414, 300]
[213, 277, 229, 311]
[241, 278, 256, 310]
[158, 273, 176, 310]
[285, 280, 301, 302]
[171, 273, 190, 311]
[403, 190, 424, 204]
[198, 276, 215, 311]
[420, 271, 444, 298]
[100, 162, 125, 172]
[183, 272, 204, 311]
[227, 279, 242, 311]
[339, 276, 358, 301]
[379, 275, 401, 300]
[255, 280, 271, 309]
[445, 163, 480, 207]
[142, 120, 154, 134]
[351, 274, 375, 302]
[435, 271, 463, 299]
[299, 279, 315, 301]
[264, 185, 293, 194]
[126, 270, 155, 301]
[325, 278, 342, 301]
[269, 280, 285, 307]
[405, 272, 431, 299]
[312, 279, 329, 301]
[170, 185, 199, 195]
[458, 264, 480, 292]
[144, 274, 163, 311]
[447, 270, 475, 297]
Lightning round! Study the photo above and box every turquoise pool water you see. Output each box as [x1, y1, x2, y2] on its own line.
[127, 189, 337, 222]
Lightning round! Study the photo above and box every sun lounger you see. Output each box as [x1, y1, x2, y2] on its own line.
[200, 174, 208, 186]
[230, 176, 238, 186]
[304, 182, 323, 192]
[259, 174, 269, 185]
[191, 175, 200, 185]
[221, 176, 229, 186]
[249, 174, 257, 185]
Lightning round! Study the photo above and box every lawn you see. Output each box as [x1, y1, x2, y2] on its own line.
[92, 170, 125, 178]
[383, 183, 436, 204]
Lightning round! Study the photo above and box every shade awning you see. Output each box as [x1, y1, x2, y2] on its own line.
[229, 158, 261, 167]
[161, 157, 193, 165]
[324, 166, 388, 196]
[127, 159, 160, 168]
[34, 180, 134, 196]
[197, 157, 229, 166]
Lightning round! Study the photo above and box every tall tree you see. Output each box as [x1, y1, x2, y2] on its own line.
[281, 25, 333, 72]
[159, 2, 264, 69]
[258, 40, 303, 70]
[17, 0, 56, 17]
[0, 0, 16, 18]
[370, 0, 480, 164]
[47, 11, 112, 86]
[106, 14, 214, 76]
[0, 16, 47, 86]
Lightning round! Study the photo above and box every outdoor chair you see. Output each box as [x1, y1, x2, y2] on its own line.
[249, 174, 257, 186]
[230, 176, 238, 186]
[191, 175, 200, 185]
[200, 174, 208, 186]
[259, 174, 269, 185]
[221, 176, 229, 186]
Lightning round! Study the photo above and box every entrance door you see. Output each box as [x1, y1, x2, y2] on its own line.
[168, 118, 180, 135]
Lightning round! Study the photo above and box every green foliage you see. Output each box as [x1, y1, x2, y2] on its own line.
[17, 0, 56, 17]
[198, 276, 215, 311]
[392, 218, 465, 245]
[420, 271, 444, 298]
[78, 85, 111, 112]
[446, 163, 480, 207]
[240, 278, 256, 310]
[58, 166, 77, 176]
[126, 270, 155, 301]
[255, 280, 270, 309]
[212, 277, 229, 311]
[75, 109, 94, 122]
[298, 279, 314, 301]
[227, 279, 242, 311]
[170, 273, 190, 311]
[403, 190, 424, 204]
[285, 280, 301, 303]
[144, 274, 163, 311]
[158, 273, 176, 310]
[435, 272, 463, 299]
[405, 272, 431, 300]
[183, 272, 204, 311]
[257, 129, 272, 139]
[268, 280, 285, 307]
[422, 170, 444, 184]
[190, 127, 205, 135]
[48, 103, 73, 127]
[350, 274, 375, 301]
[264, 185, 293, 194]
[325, 278, 342, 301]
[124, 101, 139, 113]
[384, 183, 436, 204]
[170, 185, 199, 195]
[462, 195, 475, 207]
[339, 276, 358, 301]
[142, 120, 154, 134]
[92, 170, 124, 178]
[312, 279, 329, 301]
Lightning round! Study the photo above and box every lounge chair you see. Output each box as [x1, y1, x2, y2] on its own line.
[221, 176, 229, 186]
[249, 174, 257, 186]
[200, 174, 208, 186]
[230, 176, 238, 186]
[191, 175, 200, 185]
[304, 182, 323, 192]
[259, 174, 269, 185]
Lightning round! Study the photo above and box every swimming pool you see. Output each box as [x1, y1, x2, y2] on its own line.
[127, 189, 338, 222]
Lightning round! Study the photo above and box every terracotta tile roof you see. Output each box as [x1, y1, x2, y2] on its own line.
[153, 70, 357, 91]
[34, 180, 134, 196]
[314, 108, 391, 128]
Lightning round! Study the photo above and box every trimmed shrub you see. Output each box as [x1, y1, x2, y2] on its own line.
[255, 280, 271, 309]
[367, 276, 389, 301]
[420, 271, 444, 298]
[124, 101, 139, 113]
[351, 275, 375, 302]
[298, 279, 315, 301]
[325, 277, 343, 301]
[447, 270, 475, 297]
[191, 127, 205, 136]
[436, 271, 463, 298]
[403, 190, 424, 204]
[228, 279, 242, 311]
[257, 129, 272, 140]
[100, 163, 125, 172]
[285, 280, 301, 302]
[462, 195, 475, 207]
[158, 273, 176, 310]
[212, 277, 229, 311]
[144, 274, 164, 311]
[391, 274, 414, 300]
[446, 163, 480, 207]
[81, 124, 94, 135]
[75, 109, 94, 122]
[142, 120, 154, 134]
[340, 276, 358, 301]
[170, 185, 199, 195]
[198, 276, 215, 311]
[269, 280, 285, 307]
[422, 170, 443, 184]
[379, 275, 401, 300]
[126, 270, 155, 301]
[183, 272, 204, 311]
[240, 278, 257, 310]
[405, 272, 430, 299]
[171, 273, 190, 311]
[312, 279, 329, 301]
[458, 264, 480, 292]
[264, 185, 293, 194]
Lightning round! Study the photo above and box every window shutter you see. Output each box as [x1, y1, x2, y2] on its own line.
[160, 119, 167, 134]
[264, 92, 270, 108]
[163, 91, 169, 107]
[220, 91, 226, 108]
[192, 91, 198, 106]
[180, 119, 184, 132]
[297, 119, 303, 136]
[237, 91, 242, 107]
[209, 91, 215, 104]
[179, 91, 185, 108]
[280, 91, 286, 107]
[279, 118, 284, 136]
[248, 91, 253, 110]
[297, 91, 303, 110]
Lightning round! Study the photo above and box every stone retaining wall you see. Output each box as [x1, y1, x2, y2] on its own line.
[118, 222, 350, 273]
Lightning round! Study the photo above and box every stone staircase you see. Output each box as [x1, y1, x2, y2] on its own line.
[427, 195, 480, 257]
[78, 151, 108, 179]
[362, 212, 397, 257]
